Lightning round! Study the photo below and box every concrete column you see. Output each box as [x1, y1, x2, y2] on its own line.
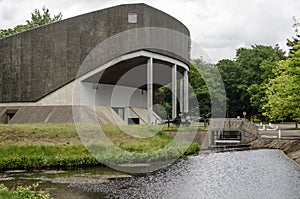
[147, 57, 153, 124]
[183, 70, 189, 113]
[172, 64, 177, 119]
[179, 78, 184, 114]
[124, 107, 130, 124]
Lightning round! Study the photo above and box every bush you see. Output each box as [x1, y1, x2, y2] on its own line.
[0, 184, 52, 199]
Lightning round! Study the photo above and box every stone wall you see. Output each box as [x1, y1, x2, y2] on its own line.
[210, 118, 259, 144]
[251, 137, 300, 166]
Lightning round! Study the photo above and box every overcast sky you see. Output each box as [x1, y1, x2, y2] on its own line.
[1, 0, 299, 63]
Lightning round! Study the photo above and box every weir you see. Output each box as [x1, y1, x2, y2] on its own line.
[208, 118, 259, 150]
[182, 118, 259, 150]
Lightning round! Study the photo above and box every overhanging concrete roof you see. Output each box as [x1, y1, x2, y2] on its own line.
[0, 4, 190, 103]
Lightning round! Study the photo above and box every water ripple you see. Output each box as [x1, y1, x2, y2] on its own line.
[71, 149, 300, 199]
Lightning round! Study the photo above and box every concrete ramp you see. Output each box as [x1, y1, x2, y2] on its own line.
[7, 106, 125, 125]
[72, 106, 125, 125]
[0, 107, 7, 123]
[94, 106, 126, 125]
[9, 106, 74, 124]
[152, 111, 163, 124]
[130, 107, 162, 124]
[0, 107, 7, 118]
[130, 107, 147, 124]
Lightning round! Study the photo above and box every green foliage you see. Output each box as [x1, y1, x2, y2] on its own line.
[0, 6, 62, 38]
[189, 60, 211, 116]
[217, 45, 285, 118]
[0, 184, 52, 199]
[184, 142, 200, 155]
[89, 141, 199, 164]
[247, 46, 286, 115]
[287, 16, 300, 57]
[26, 7, 62, 28]
[0, 25, 29, 38]
[215, 19, 299, 123]
[0, 124, 200, 170]
[0, 145, 98, 170]
[154, 58, 223, 118]
[217, 59, 241, 117]
[191, 59, 226, 118]
[263, 50, 300, 123]
[154, 86, 172, 118]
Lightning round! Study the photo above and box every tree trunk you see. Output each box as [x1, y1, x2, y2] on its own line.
[296, 121, 298, 129]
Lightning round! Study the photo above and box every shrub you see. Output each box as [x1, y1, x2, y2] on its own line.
[0, 184, 52, 199]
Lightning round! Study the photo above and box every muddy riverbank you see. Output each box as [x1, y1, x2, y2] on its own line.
[251, 137, 300, 166]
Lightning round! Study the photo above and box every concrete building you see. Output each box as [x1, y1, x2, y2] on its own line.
[0, 3, 191, 124]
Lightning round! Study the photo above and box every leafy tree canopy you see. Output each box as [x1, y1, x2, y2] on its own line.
[287, 16, 300, 57]
[217, 45, 285, 118]
[0, 6, 62, 38]
[263, 50, 300, 124]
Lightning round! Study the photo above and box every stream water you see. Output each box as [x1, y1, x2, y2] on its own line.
[1, 149, 300, 199]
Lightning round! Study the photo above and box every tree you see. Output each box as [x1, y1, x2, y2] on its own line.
[154, 59, 212, 118]
[263, 19, 300, 126]
[0, 6, 62, 38]
[189, 60, 211, 117]
[192, 59, 226, 118]
[217, 45, 285, 118]
[287, 16, 300, 57]
[217, 59, 242, 117]
[154, 59, 226, 119]
[26, 6, 62, 28]
[263, 50, 300, 127]
[246, 45, 286, 115]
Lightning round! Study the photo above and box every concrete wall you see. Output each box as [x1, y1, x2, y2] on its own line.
[0, 3, 190, 103]
[209, 118, 259, 145]
[80, 82, 147, 108]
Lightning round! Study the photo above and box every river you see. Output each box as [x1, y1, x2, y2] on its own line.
[1, 149, 300, 199]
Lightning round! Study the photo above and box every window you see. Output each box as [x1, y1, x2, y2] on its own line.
[128, 13, 137, 23]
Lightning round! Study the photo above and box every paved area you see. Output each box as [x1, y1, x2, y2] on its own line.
[259, 130, 300, 138]
[255, 123, 300, 138]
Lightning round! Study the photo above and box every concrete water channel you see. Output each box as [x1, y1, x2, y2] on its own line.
[0, 149, 299, 199]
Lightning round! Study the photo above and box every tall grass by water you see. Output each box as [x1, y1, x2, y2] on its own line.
[0, 124, 200, 171]
[0, 183, 52, 199]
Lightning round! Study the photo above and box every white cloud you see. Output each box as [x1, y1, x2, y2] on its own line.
[0, 0, 299, 63]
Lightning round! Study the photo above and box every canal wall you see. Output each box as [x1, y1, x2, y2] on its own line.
[251, 137, 300, 166]
[165, 131, 210, 149]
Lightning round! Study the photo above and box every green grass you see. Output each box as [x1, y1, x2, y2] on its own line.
[0, 124, 200, 170]
[0, 145, 98, 170]
[251, 119, 268, 124]
[0, 123, 80, 145]
[0, 184, 52, 199]
[162, 123, 208, 131]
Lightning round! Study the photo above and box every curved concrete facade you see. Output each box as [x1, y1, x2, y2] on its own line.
[0, 3, 190, 103]
[0, 3, 191, 124]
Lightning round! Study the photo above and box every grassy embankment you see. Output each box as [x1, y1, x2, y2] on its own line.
[0, 124, 200, 171]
